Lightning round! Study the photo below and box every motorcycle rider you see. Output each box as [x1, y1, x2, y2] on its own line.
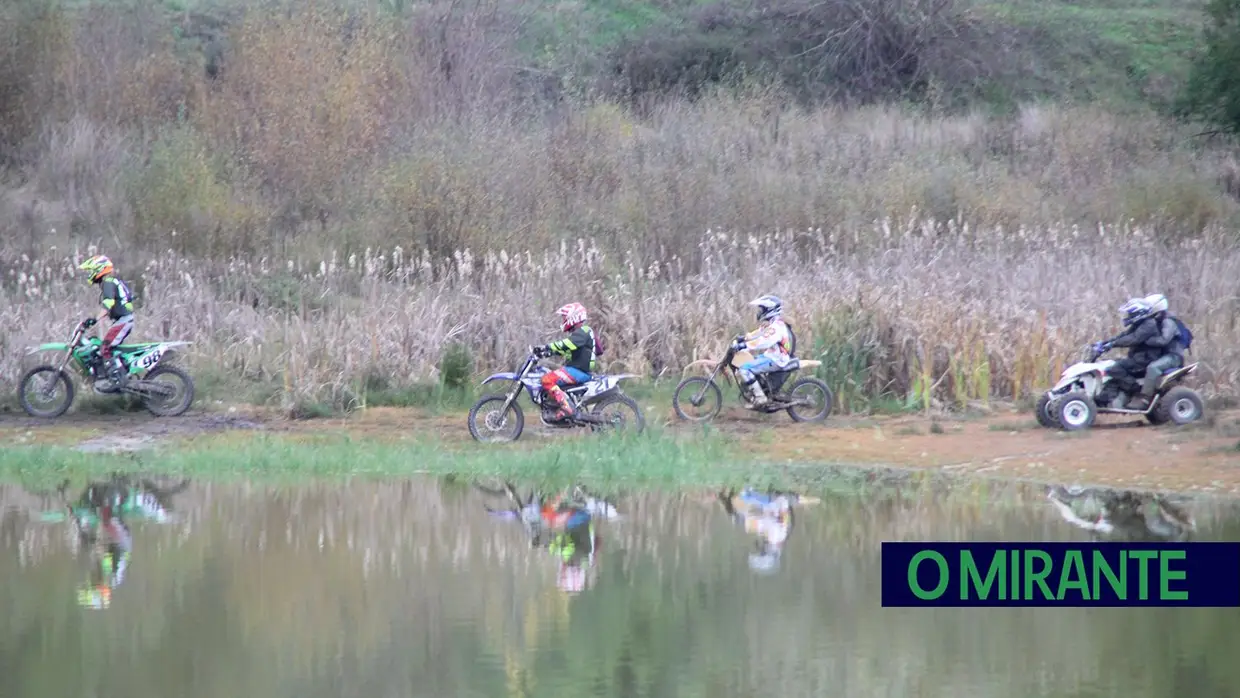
[732, 294, 794, 407]
[1095, 294, 1182, 410]
[77, 255, 136, 390]
[1128, 293, 1186, 411]
[1094, 297, 1162, 409]
[533, 302, 605, 421]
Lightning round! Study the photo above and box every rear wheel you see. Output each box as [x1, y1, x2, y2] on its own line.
[142, 365, 195, 417]
[786, 377, 834, 423]
[18, 365, 75, 418]
[468, 394, 525, 443]
[591, 394, 646, 434]
[1154, 386, 1204, 426]
[672, 376, 722, 422]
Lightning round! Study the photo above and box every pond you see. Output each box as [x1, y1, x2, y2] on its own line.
[1, 476, 1238, 698]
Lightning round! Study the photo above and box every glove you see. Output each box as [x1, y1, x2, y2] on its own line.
[82, 317, 97, 328]
[1093, 341, 1111, 354]
[731, 336, 746, 352]
[531, 345, 549, 359]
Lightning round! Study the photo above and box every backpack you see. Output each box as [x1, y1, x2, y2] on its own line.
[784, 321, 798, 358]
[1172, 316, 1193, 352]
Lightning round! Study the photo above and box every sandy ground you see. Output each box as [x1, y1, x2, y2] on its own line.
[3, 400, 1239, 495]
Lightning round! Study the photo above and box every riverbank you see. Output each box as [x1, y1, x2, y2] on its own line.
[4, 401, 1239, 496]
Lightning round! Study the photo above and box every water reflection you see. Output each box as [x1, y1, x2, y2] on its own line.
[1046, 484, 1196, 541]
[22, 475, 188, 609]
[476, 482, 620, 593]
[716, 488, 819, 574]
[1, 476, 1238, 698]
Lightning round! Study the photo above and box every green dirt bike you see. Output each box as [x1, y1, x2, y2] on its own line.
[18, 318, 195, 418]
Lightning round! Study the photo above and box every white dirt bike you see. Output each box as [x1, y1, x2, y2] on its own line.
[1035, 345, 1203, 431]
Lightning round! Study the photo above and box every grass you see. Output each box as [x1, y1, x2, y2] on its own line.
[0, 426, 835, 493]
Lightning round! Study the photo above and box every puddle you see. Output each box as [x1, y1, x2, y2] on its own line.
[2, 477, 1239, 697]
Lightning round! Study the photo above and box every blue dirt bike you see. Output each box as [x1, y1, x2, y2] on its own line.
[467, 347, 644, 442]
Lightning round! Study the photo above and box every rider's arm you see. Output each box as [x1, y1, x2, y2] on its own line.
[1144, 318, 1177, 348]
[1109, 319, 1157, 347]
[549, 327, 592, 356]
[98, 280, 117, 321]
[744, 325, 784, 352]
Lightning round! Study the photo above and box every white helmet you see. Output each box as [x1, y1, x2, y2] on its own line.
[748, 294, 783, 323]
[1143, 293, 1169, 316]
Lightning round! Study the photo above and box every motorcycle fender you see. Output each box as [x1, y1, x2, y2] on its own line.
[798, 359, 822, 370]
[127, 342, 191, 374]
[481, 373, 539, 401]
[1052, 372, 1092, 392]
[28, 342, 70, 355]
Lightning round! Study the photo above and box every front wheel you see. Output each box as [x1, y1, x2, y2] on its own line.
[142, 365, 196, 417]
[468, 394, 525, 443]
[672, 376, 723, 422]
[1034, 394, 1057, 429]
[590, 394, 646, 434]
[18, 365, 76, 418]
[785, 377, 834, 423]
[1052, 391, 1096, 431]
[1153, 386, 1204, 426]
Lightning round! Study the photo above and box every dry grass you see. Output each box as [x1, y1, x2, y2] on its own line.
[5, 222, 1239, 412]
[3, 3, 1240, 411]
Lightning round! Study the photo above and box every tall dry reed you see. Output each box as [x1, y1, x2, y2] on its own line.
[5, 220, 1238, 411]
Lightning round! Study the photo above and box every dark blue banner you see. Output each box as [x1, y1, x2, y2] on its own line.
[881, 542, 1240, 607]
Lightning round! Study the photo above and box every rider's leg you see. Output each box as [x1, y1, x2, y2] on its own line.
[1133, 354, 1182, 408]
[737, 357, 775, 405]
[100, 315, 134, 386]
[1104, 357, 1142, 407]
[540, 368, 580, 418]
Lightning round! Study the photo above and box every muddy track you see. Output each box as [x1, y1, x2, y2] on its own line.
[4, 402, 1240, 495]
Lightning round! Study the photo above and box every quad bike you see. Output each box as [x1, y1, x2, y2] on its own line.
[1034, 345, 1203, 432]
[467, 348, 645, 443]
[1046, 484, 1195, 542]
[18, 318, 195, 418]
[673, 342, 833, 423]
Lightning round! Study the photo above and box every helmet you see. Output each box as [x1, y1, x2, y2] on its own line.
[748, 294, 783, 323]
[1143, 293, 1169, 317]
[555, 302, 588, 332]
[1118, 297, 1152, 327]
[78, 255, 114, 285]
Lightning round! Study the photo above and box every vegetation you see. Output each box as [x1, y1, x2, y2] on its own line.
[1180, 0, 1240, 135]
[3, 0, 1239, 413]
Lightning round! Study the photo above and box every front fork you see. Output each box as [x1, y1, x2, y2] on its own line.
[500, 381, 524, 416]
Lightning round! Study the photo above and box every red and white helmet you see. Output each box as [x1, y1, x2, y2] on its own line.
[555, 302, 588, 332]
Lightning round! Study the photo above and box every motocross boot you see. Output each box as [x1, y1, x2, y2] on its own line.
[106, 357, 128, 390]
[742, 380, 769, 409]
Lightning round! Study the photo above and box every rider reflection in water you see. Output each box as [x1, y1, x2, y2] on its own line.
[536, 492, 602, 594]
[40, 475, 187, 609]
[718, 489, 797, 574]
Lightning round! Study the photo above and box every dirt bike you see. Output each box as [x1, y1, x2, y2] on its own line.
[467, 348, 645, 443]
[673, 342, 833, 423]
[1034, 344, 1203, 432]
[18, 318, 195, 419]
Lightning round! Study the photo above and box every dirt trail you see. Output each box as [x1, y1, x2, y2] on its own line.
[3, 402, 1239, 495]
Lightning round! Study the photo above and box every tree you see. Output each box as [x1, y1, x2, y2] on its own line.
[1180, 0, 1240, 134]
